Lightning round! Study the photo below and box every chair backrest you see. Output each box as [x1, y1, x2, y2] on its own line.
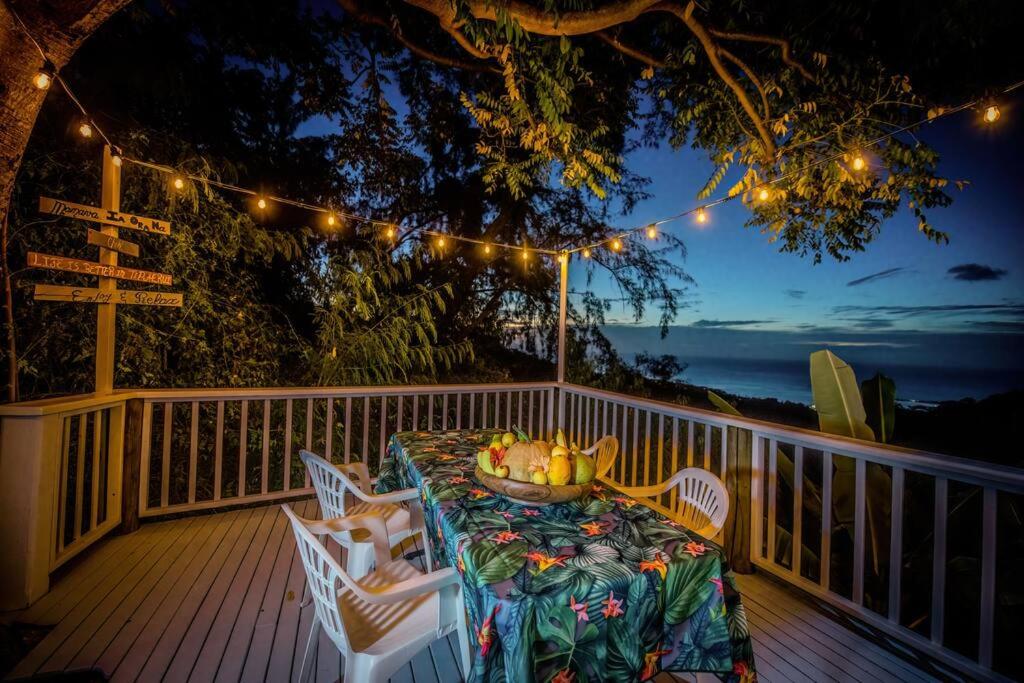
[300, 449, 351, 520]
[584, 435, 619, 480]
[673, 467, 729, 537]
[281, 503, 351, 651]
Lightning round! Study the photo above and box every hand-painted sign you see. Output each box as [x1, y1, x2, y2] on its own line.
[86, 229, 140, 257]
[33, 284, 183, 307]
[27, 252, 172, 286]
[39, 196, 171, 235]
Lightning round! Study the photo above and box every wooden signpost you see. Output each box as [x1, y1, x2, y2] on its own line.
[28, 146, 182, 394]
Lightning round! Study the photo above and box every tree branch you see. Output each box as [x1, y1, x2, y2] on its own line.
[404, 0, 663, 36]
[707, 28, 815, 82]
[596, 30, 666, 68]
[338, 0, 497, 73]
[717, 46, 770, 120]
[651, 2, 777, 159]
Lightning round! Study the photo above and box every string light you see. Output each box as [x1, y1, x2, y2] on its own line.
[111, 154, 122, 167]
[696, 208, 708, 224]
[385, 226, 396, 239]
[33, 71, 51, 90]
[557, 251, 568, 264]
[851, 154, 866, 171]
[521, 249, 529, 261]
[984, 105, 1001, 123]
[437, 236, 446, 248]
[327, 212, 336, 227]
[645, 224, 657, 239]
[610, 238, 623, 252]
[78, 122, 93, 138]
[484, 244, 492, 255]
[582, 248, 591, 258]
[757, 188, 771, 202]
[257, 197, 267, 210]
[173, 176, 185, 190]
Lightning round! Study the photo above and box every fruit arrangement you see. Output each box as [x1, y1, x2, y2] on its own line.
[476, 427, 597, 486]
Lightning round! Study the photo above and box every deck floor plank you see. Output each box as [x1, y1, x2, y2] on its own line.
[91, 509, 245, 677]
[7, 502, 942, 683]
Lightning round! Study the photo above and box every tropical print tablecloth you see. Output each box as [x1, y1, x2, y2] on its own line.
[376, 429, 756, 683]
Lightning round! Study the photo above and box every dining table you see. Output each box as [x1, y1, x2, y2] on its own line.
[376, 428, 757, 683]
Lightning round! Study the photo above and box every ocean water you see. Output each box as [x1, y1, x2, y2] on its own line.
[631, 355, 1024, 406]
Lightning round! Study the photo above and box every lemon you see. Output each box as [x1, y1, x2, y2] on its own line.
[531, 470, 548, 485]
[547, 453, 571, 486]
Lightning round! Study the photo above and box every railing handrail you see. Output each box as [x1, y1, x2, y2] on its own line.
[562, 382, 1024, 492]
[0, 382, 559, 417]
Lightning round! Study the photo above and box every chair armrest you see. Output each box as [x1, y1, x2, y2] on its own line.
[350, 567, 461, 605]
[615, 482, 670, 499]
[337, 462, 372, 494]
[302, 513, 393, 568]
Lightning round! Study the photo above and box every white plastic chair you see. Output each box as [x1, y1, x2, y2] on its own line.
[282, 505, 471, 683]
[617, 467, 729, 538]
[584, 435, 619, 480]
[300, 449, 431, 578]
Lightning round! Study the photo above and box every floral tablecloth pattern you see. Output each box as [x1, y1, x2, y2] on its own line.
[376, 429, 756, 683]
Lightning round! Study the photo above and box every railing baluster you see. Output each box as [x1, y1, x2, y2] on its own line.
[686, 420, 695, 468]
[583, 397, 591, 448]
[643, 411, 652, 486]
[238, 400, 248, 497]
[767, 438, 778, 565]
[527, 391, 534, 436]
[456, 393, 462, 429]
[495, 392, 501, 428]
[750, 435, 764, 560]
[720, 426, 728, 480]
[139, 402, 153, 512]
[74, 414, 87, 540]
[888, 466, 904, 622]
[853, 458, 866, 605]
[516, 391, 523, 431]
[261, 400, 270, 494]
[546, 387, 555, 439]
[931, 476, 948, 644]
[344, 397, 352, 463]
[656, 414, 665, 500]
[443, 394, 450, 430]
[57, 417, 71, 551]
[91, 412, 102, 530]
[397, 395, 404, 432]
[619, 404, 628, 483]
[214, 401, 224, 500]
[304, 399, 313, 487]
[631, 408, 640, 487]
[821, 450, 832, 590]
[378, 396, 388, 469]
[325, 398, 335, 460]
[161, 403, 172, 508]
[481, 392, 487, 428]
[592, 398, 601, 444]
[792, 445, 804, 578]
[427, 393, 434, 430]
[284, 399, 293, 492]
[468, 393, 474, 428]
[670, 417, 680, 512]
[189, 401, 199, 503]
[363, 396, 371, 460]
[703, 423, 711, 470]
[412, 395, 420, 432]
[979, 486, 997, 668]
[506, 391, 513, 429]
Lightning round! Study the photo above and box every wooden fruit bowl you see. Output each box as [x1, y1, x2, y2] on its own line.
[475, 466, 593, 506]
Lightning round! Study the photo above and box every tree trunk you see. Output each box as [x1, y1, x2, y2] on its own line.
[0, 0, 133, 402]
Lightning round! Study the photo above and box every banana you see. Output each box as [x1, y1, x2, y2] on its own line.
[555, 428, 566, 448]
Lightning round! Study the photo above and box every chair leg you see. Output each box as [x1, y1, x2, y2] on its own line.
[298, 612, 320, 683]
[420, 528, 433, 572]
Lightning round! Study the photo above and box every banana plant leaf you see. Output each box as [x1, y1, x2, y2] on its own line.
[861, 372, 896, 443]
[809, 350, 875, 441]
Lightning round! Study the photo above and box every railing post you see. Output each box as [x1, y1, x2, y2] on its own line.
[118, 398, 144, 534]
[0, 412, 62, 609]
[723, 426, 753, 573]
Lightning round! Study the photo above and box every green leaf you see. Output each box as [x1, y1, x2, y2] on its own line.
[465, 540, 527, 586]
[809, 350, 875, 441]
[707, 390, 742, 416]
[861, 372, 896, 443]
[661, 559, 717, 625]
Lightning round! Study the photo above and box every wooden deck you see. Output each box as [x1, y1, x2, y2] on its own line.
[4, 502, 938, 683]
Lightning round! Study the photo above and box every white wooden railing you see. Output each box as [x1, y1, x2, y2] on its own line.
[2, 380, 1022, 681]
[133, 383, 556, 517]
[561, 382, 1024, 683]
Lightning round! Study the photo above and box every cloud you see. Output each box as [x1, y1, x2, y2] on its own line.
[784, 289, 806, 300]
[838, 318, 895, 330]
[691, 319, 772, 329]
[832, 303, 1024, 319]
[846, 267, 907, 287]
[948, 263, 1008, 282]
[971, 320, 1024, 331]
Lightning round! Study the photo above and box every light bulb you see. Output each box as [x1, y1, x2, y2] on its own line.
[557, 252, 568, 264]
[438, 237, 446, 248]
[521, 249, 529, 261]
[484, 244, 492, 255]
[33, 72, 51, 90]
[173, 176, 185, 190]
[582, 248, 591, 258]
[257, 197, 267, 209]
[757, 188, 770, 201]
[79, 122, 93, 138]
[646, 225, 657, 239]
[385, 226, 396, 239]
[983, 105, 1000, 123]
[327, 213, 336, 227]
[696, 208, 708, 224]
[111, 155, 122, 167]
[610, 238, 622, 252]
[851, 155, 866, 171]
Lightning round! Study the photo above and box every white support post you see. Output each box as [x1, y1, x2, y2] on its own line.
[0, 413, 63, 609]
[95, 145, 121, 395]
[556, 254, 568, 384]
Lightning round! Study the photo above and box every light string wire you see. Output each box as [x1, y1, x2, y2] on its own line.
[11, 5, 1021, 260]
